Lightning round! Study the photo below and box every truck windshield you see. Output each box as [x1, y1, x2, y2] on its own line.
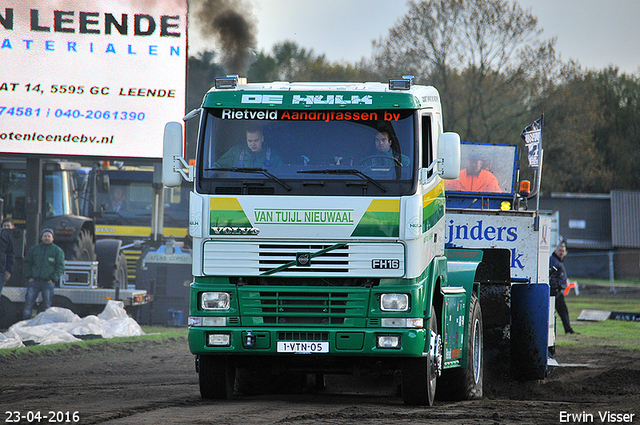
[43, 170, 80, 218]
[445, 143, 518, 195]
[94, 171, 189, 228]
[197, 108, 416, 196]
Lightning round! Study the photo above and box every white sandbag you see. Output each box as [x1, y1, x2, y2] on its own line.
[0, 332, 24, 349]
[0, 302, 145, 349]
[7, 323, 81, 345]
[23, 307, 82, 326]
[103, 317, 145, 338]
[98, 300, 129, 320]
[38, 329, 81, 345]
[67, 315, 108, 337]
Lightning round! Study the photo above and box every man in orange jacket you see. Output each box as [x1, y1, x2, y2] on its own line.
[446, 156, 502, 193]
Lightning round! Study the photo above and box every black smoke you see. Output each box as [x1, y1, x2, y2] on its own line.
[192, 0, 257, 75]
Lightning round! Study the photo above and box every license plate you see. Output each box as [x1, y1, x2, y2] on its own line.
[276, 341, 329, 354]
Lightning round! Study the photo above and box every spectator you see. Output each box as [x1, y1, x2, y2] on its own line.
[22, 228, 65, 320]
[0, 215, 15, 297]
[549, 243, 576, 334]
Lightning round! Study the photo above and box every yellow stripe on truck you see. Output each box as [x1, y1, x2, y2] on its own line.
[95, 225, 188, 237]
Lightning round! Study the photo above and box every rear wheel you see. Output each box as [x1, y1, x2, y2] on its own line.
[198, 355, 235, 399]
[437, 293, 484, 400]
[401, 311, 441, 406]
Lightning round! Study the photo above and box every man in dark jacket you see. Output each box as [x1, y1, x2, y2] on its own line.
[0, 215, 15, 296]
[214, 128, 283, 168]
[22, 228, 65, 320]
[549, 244, 576, 334]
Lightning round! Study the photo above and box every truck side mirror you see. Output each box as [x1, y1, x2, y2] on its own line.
[438, 132, 461, 180]
[98, 174, 110, 193]
[163, 122, 189, 187]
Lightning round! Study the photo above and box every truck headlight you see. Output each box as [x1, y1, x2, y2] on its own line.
[201, 292, 230, 310]
[376, 335, 401, 349]
[380, 293, 409, 311]
[207, 333, 231, 346]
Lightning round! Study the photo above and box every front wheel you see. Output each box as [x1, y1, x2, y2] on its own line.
[401, 311, 441, 406]
[198, 355, 235, 399]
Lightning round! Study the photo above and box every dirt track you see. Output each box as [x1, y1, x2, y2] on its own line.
[1, 335, 638, 425]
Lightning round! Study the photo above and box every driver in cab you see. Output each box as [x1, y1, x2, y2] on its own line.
[361, 130, 410, 168]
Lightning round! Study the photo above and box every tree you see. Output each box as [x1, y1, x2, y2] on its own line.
[535, 64, 612, 193]
[369, 0, 559, 142]
[593, 67, 640, 190]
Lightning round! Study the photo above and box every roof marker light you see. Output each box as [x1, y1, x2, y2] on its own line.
[389, 75, 414, 90]
[215, 75, 248, 89]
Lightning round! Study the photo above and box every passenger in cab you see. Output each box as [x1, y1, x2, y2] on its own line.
[215, 127, 283, 168]
[446, 154, 502, 193]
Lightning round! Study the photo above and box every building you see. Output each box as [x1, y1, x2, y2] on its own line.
[539, 190, 640, 280]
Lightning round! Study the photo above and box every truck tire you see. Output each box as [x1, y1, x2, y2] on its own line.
[113, 252, 128, 290]
[96, 240, 126, 289]
[52, 296, 78, 315]
[401, 311, 440, 406]
[67, 229, 97, 262]
[198, 355, 235, 399]
[437, 293, 483, 400]
[0, 297, 21, 329]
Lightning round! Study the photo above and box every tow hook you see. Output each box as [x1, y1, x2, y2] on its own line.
[245, 330, 257, 348]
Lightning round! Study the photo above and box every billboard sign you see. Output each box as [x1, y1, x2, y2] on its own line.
[0, 1, 187, 159]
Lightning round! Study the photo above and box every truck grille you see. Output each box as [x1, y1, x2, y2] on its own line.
[239, 288, 368, 326]
[203, 242, 405, 277]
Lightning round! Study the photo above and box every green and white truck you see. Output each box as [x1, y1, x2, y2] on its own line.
[162, 76, 542, 405]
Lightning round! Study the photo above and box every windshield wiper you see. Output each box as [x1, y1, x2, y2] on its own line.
[297, 169, 386, 192]
[206, 167, 291, 191]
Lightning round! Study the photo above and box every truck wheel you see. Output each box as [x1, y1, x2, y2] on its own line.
[0, 297, 21, 329]
[114, 252, 128, 290]
[68, 229, 97, 261]
[96, 240, 126, 289]
[437, 293, 484, 400]
[401, 311, 440, 406]
[52, 296, 75, 314]
[198, 355, 235, 399]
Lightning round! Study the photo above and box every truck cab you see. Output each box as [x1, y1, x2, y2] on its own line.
[163, 76, 503, 405]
